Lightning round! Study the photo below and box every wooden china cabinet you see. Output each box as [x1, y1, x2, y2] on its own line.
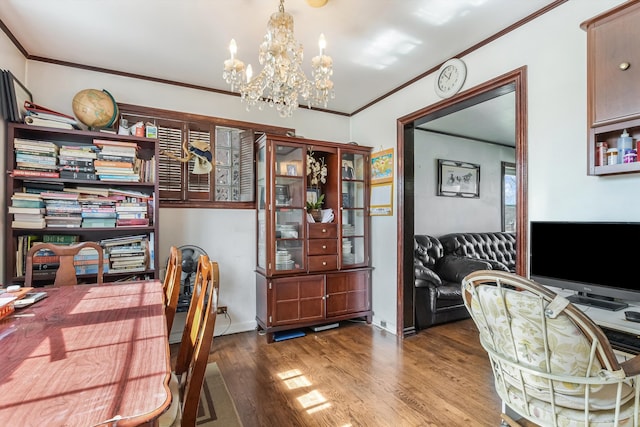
[255, 133, 373, 343]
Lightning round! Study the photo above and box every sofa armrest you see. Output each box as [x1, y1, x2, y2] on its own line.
[437, 255, 493, 283]
[414, 264, 442, 288]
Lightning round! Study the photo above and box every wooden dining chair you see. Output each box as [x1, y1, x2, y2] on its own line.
[159, 255, 220, 427]
[25, 241, 105, 287]
[163, 246, 182, 334]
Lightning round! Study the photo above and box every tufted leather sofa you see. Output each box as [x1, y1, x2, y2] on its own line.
[414, 232, 516, 329]
[438, 232, 516, 273]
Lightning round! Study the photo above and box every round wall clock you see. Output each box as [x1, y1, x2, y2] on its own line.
[434, 58, 467, 98]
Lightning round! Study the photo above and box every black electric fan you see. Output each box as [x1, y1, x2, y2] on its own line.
[176, 245, 208, 312]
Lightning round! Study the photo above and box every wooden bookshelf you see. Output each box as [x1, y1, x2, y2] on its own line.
[4, 123, 160, 285]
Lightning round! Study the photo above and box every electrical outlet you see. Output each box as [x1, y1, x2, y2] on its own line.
[217, 306, 228, 315]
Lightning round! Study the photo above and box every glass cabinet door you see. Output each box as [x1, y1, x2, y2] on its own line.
[340, 151, 367, 267]
[273, 143, 305, 273]
[257, 143, 267, 270]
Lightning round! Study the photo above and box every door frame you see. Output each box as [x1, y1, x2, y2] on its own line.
[396, 66, 528, 337]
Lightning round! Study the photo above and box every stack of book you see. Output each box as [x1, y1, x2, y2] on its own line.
[58, 145, 98, 180]
[74, 246, 110, 275]
[10, 192, 46, 229]
[93, 139, 140, 182]
[115, 200, 149, 227]
[41, 191, 82, 228]
[100, 235, 149, 274]
[24, 101, 80, 130]
[80, 196, 117, 228]
[13, 138, 59, 178]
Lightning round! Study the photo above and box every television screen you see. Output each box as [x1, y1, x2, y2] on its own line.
[530, 221, 640, 308]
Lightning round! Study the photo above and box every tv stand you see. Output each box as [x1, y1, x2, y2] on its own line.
[567, 294, 628, 311]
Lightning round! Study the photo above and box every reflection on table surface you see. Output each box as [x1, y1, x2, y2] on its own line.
[0, 280, 171, 427]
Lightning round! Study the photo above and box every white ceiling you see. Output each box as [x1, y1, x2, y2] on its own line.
[0, 0, 558, 143]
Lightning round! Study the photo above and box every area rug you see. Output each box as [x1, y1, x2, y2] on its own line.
[197, 362, 243, 426]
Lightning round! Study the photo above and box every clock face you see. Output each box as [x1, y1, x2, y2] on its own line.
[435, 58, 467, 98]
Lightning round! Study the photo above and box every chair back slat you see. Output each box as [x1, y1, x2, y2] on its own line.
[25, 242, 105, 286]
[163, 246, 182, 334]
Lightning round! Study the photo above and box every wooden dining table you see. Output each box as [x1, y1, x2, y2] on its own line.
[0, 280, 171, 427]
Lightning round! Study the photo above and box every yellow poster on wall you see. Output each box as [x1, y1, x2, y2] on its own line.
[370, 148, 394, 215]
[371, 148, 394, 184]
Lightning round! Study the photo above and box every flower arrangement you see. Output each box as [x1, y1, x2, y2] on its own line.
[307, 150, 327, 187]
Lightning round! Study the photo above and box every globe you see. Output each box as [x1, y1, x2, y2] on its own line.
[72, 89, 118, 129]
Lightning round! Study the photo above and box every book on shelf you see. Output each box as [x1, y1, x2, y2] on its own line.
[41, 191, 79, 200]
[12, 219, 46, 229]
[93, 139, 139, 149]
[24, 101, 75, 120]
[63, 186, 110, 197]
[11, 199, 45, 208]
[94, 160, 135, 168]
[59, 165, 95, 173]
[24, 116, 75, 129]
[9, 206, 45, 215]
[60, 171, 97, 180]
[116, 218, 149, 227]
[58, 157, 94, 167]
[12, 169, 59, 178]
[100, 234, 148, 247]
[82, 218, 117, 228]
[23, 180, 65, 192]
[14, 138, 59, 152]
[96, 153, 136, 162]
[31, 263, 60, 271]
[42, 234, 80, 244]
[12, 214, 46, 224]
[59, 146, 98, 159]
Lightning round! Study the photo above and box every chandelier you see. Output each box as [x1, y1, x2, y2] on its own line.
[222, 0, 334, 118]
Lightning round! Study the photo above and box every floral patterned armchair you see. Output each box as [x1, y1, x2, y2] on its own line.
[462, 270, 640, 426]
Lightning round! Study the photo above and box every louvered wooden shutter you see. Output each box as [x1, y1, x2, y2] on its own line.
[157, 122, 184, 200]
[187, 127, 212, 201]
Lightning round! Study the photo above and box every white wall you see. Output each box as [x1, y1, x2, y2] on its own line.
[1, 0, 634, 337]
[414, 132, 515, 236]
[350, 0, 631, 334]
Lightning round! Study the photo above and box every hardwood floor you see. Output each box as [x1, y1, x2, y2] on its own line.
[193, 318, 506, 427]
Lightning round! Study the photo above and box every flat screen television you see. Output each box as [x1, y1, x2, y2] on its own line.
[530, 221, 640, 311]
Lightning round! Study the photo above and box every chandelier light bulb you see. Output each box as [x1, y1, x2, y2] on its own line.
[229, 39, 237, 60]
[222, 0, 334, 117]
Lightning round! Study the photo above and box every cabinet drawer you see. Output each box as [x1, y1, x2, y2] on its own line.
[308, 239, 338, 255]
[308, 223, 338, 239]
[308, 255, 338, 271]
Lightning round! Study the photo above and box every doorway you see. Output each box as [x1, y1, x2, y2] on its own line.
[396, 67, 528, 337]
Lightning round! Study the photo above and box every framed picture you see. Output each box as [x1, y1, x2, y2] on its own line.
[341, 160, 355, 179]
[7, 70, 32, 122]
[286, 164, 297, 176]
[437, 159, 480, 198]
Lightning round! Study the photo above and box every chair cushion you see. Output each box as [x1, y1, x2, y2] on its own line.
[158, 372, 182, 427]
[470, 285, 635, 408]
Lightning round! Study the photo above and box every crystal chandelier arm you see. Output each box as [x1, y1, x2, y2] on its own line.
[222, 0, 334, 117]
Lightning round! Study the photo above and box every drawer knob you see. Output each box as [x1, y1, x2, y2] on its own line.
[620, 62, 631, 71]
[322, 261, 327, 266]
[322, 228, 327, 233]
[322, 245, 327, 249]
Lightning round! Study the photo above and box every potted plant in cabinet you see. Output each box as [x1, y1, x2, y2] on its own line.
[306, 149, 327, 222]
